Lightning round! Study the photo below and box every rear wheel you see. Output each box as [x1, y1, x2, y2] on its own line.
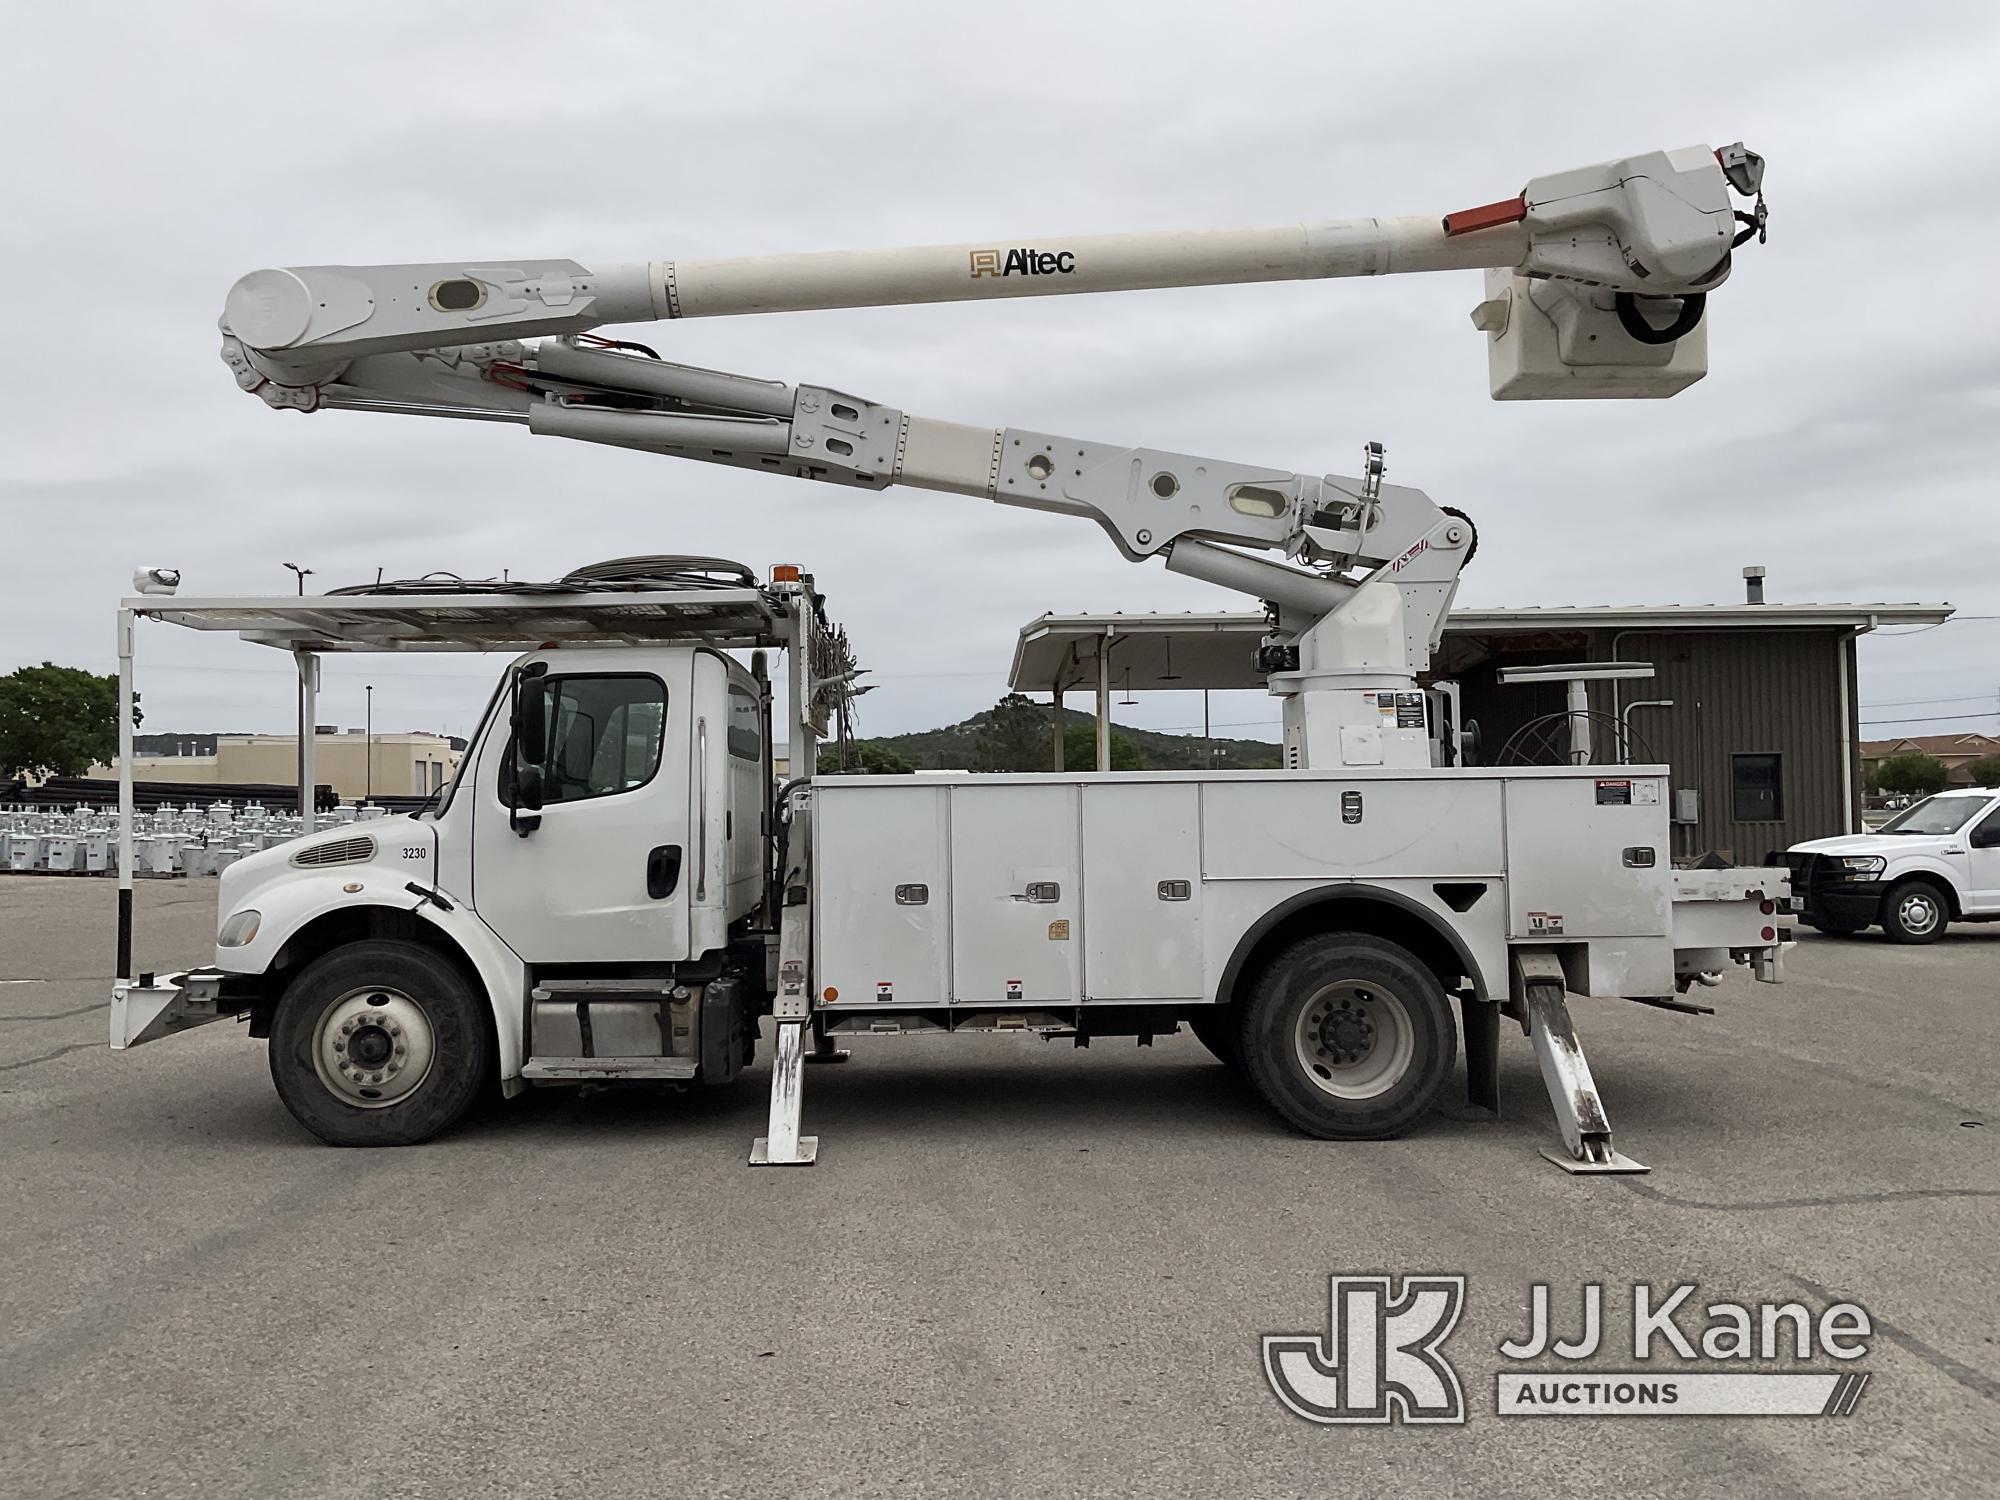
[269, 940, 491, 1146]
[1237, 934, 1454, 1140]
[1880, 880, 1949, 945]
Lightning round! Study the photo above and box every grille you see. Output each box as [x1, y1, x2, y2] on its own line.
[291, 835, 376, 869]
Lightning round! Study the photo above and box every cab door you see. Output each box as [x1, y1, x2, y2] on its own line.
[471, 648, 693, 963]
[1967, 798, 2000, 914]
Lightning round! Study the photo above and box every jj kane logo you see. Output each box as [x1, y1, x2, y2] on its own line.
[969, 247, 1077, 278]
[1263, 1275, 1467, 1424]
[1265, 1276, 1874, 1425]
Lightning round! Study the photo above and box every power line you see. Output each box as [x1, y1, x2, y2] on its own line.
[1858, 711, 2000, 728]
[1858, 693, 1999, 710]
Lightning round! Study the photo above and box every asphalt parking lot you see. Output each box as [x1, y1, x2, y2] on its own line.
[2, 875, 1995, 1498]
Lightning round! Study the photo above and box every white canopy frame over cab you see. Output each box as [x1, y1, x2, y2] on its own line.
[109, 576, 826, 1034]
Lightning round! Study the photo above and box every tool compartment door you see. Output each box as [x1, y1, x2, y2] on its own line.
[949, 783, 1080, 1004]
[1082, 782, 1202, 1001]
[1504, 774, 1671, 938]
[813, 782, 951, 1007]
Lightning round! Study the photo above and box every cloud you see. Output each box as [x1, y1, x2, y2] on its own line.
[2, 1, 1995, 745]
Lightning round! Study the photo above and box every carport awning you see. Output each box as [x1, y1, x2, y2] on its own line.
[124, 587, 784, 654]
[1009, 602, 1956, 693]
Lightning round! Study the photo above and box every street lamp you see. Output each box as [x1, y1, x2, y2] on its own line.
[365, 684, 374, 804]
[283, 563, 314, 810]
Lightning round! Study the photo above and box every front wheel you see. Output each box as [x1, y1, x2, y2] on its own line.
[269, 939, 492, 1146]
[1880, 880, 1950, 945]
[1237, 934, 1455, 1140]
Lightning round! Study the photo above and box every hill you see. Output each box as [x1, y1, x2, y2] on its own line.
[830, 694, 1283, 772]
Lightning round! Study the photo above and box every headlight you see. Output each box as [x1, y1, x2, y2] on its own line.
[1836, 856, 1885, 877]
[217, 908, 262, 947]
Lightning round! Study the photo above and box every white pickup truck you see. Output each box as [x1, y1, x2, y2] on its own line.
[1785, 789, 2000, 942]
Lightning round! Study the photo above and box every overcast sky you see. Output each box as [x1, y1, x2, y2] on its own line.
[3, 3, 1996, 749]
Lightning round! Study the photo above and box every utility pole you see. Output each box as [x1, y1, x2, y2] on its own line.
[365, 684, 374, 803]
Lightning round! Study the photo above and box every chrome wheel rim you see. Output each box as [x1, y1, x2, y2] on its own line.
[1896, 890, 1940, 935]
[1292, 981, 1415, 1101]
[311, 986, 436, 1108]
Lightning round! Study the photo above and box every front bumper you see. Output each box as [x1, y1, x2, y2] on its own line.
[110, 968, 233, 1049]
[1785, 857, 1886, 927]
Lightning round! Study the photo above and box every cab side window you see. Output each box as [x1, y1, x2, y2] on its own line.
[499, 674, 667, 806]
[727, 683, 762, 762]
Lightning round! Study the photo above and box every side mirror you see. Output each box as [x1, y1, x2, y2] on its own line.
[516, 764, 545, 812]
[1972, 822, 2000, 849]
[513, 675, 548, 765]
[508, 665, 549, 836]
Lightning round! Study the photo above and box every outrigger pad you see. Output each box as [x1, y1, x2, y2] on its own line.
[751, 1135, 819, 1166]
[1540, 1146, 1648, 1175]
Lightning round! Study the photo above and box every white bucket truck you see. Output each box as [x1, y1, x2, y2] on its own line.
[114, 140, 1787, 1170]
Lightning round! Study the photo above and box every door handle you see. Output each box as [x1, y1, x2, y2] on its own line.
[647, 844, 683, 900]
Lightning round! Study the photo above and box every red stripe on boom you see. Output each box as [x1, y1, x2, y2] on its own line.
[1442, 195, 1528, 237]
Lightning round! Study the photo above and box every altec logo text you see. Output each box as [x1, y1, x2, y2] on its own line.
[969, 248, 1077, 278]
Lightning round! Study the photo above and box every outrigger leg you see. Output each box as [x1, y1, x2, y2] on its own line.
[752, 793, 819, 1166]
[1512, 951, 1649, 1175]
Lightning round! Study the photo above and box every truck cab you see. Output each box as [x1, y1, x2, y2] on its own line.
[185, 640, 777, 1145]
[432, 644, 767, 965]
[1786, 788, 2000, 942]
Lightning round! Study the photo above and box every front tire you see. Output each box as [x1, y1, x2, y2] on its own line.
[1237, 934, 1455, 1140]
[1804, 915, 1867, 937]
[1880, 880, 1949, 945]
[269, 939, 491, 1146]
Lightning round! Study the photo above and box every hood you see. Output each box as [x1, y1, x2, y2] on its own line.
[218, 814, 430, 908]
[1788, 831, 1952, 858]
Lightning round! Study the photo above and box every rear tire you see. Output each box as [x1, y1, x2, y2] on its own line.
[1880, 880, 1949, 945]
[1236, 933, 1454, 1140]
[269, 939, 491, 1147]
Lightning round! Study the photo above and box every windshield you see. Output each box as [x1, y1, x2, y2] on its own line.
[421, 673, 506, 820]
[1877, 795, 1990, 836]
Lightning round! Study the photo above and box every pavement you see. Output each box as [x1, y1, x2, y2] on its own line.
[1, 873, 1996, 1499]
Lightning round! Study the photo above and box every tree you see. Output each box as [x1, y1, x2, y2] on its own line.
[818, 742, 915, 775]
[1967, 754, 2000, 788]
[1062, 722, 1146, 770]
[1874, 752, 1948, 797]
[0, 663, 132, 780]
[974, 693, 1055, 772]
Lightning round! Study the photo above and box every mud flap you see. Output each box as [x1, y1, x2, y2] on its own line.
[1461, 995, 1500, 1115]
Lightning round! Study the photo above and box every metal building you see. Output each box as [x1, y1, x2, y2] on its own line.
[1011, 600, 1951, 866]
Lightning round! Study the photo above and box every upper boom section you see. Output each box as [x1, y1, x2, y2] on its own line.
[223, 143, 1764, 400]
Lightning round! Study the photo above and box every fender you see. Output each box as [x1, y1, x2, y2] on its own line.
[1214, 880, 1493, 1006]
[412, 898, 529, 1084]
[1879, 854, 1968, 912]
[217, 861, 527, 1085]
[216, 867, 429, 978]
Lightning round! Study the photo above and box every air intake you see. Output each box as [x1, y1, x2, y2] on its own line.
[291, 835, 376, 868]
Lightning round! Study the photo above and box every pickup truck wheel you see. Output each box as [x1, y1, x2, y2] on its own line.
[1186, 1010, 1244, 1075]
[1237, 934, 1454, 1140]
[1880, 880, 1949, 945]
[269, 940, 490, 1146]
